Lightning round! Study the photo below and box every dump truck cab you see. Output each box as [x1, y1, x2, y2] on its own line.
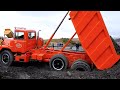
[13, 29, 37, 53]
[1, 27, 44, 54]
[1, 28, 36, 53]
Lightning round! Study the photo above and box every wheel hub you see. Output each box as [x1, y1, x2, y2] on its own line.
[52, 59, 64, 71]
[2, 54, 9, 64]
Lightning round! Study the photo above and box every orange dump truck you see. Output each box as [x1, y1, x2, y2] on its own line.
[0, 11, 119, 71]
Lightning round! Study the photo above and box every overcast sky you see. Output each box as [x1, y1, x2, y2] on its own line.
[0, 11, 120, 39]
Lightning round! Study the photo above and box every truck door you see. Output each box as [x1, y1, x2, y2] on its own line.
[27, 32, 36, 51]
[14, 31, 26, 53]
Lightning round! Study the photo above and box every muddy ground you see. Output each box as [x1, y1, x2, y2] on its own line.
[0, 60, 120, 79]
[0, 46, 120, 79]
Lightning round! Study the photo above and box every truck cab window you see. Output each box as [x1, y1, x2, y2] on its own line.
[28, 32, 35, 39]
[15, 32, 24, 39]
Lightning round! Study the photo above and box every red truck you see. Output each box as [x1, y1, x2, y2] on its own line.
[0, 11, 119, 71]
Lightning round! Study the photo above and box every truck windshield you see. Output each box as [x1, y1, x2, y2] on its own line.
[15, 32, 24, 39]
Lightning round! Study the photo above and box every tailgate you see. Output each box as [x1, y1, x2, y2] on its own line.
[69, 11, 119, 70]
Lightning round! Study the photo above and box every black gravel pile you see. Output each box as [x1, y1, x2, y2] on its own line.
[0, 61, 120, 79]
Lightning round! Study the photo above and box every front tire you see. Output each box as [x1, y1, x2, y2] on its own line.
[0, 50, 14, 67]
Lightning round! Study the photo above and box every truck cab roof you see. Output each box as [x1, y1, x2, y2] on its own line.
[15, 29, 36, 32]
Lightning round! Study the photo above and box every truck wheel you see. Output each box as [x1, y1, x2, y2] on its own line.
[71, 60, 91, 71]
[0, 50, 14, 67]
[49, 54, 68, 71]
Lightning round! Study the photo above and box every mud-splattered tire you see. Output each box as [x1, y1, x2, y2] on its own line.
[71, 60, 91, 71]
[49, 54, 68, 71]
[0, 50, 14, 67]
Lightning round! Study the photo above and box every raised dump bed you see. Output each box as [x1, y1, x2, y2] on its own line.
[69, 11, 120, 70]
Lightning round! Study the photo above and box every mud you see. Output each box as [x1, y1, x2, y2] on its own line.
[0, 60, 120, 79]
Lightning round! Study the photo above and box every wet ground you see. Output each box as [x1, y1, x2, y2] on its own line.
[0, 46, 120, 79]
[0, 60, 120, 79]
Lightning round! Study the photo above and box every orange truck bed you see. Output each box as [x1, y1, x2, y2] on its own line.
[69, 11, 120, 70]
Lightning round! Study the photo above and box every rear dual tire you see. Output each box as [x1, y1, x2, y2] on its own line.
[71, 60, 91, 71]
[49, 54, 91, 71]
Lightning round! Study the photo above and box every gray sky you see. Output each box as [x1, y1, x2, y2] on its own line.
[0, 11, 120, 39]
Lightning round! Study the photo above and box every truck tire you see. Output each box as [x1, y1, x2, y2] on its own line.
[0, 50, 14, 67]
[71, 60, 91, 71]
[49, 54, 68, 71]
